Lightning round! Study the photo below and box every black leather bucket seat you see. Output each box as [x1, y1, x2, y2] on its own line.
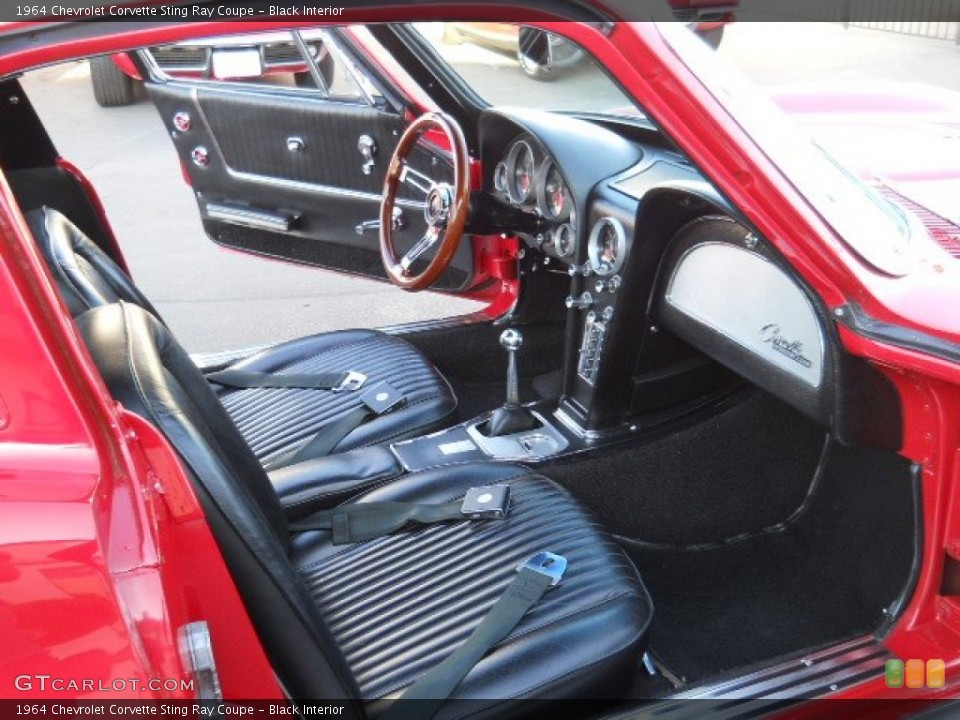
[27, 207, 456, 467]
[78, 302, 653, 713]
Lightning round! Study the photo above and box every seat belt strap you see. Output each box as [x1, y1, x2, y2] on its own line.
[291, 499, 462, 544]
[269, 405, 374, 471]
[263, 381, 407, 471]
[289, 485, 511, 544]
[381, 552, 567, 720]
[206, 368, 367, 392]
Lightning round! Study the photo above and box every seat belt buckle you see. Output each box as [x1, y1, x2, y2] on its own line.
[360, 381, 406, 415]
[461, 484, 511, 520]
[517, 551, 567, 586]
[333, 371, 367, 392]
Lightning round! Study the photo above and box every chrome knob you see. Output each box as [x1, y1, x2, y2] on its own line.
[565, 292, 594, 311]
[173, 111, 192, 132]
[191, 146, 210, 167]
[500, 328, 524, 353]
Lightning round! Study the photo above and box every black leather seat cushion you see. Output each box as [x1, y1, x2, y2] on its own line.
[291, 462, 653, 710]
[215, 329, 457, 465]
[27, 206, 457, 466]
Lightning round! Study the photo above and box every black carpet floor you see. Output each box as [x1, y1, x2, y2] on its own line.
[546, 392, 829, 546]
[547, 392, 917, 685]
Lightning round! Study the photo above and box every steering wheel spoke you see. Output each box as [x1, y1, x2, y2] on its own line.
[399, 163, 437, 196]
[379, 112, 470, 291]
[400, 225, 442, 274]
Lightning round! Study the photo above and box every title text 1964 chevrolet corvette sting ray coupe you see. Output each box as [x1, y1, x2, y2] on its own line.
[0, 8, 958, 720]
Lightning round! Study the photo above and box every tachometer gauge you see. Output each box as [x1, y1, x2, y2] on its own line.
[506, 141, 536, 204]
[537, 159, 572, 222]
[493, 161, 509, 194]
[555, 223, 576, 258]
[587, 217, 627, 275]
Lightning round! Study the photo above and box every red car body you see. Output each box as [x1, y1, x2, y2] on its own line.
[0, 10, 958, 714]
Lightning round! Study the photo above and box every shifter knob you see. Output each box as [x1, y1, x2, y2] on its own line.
[500, 328, 524, 352]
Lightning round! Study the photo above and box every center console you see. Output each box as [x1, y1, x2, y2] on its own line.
[390, 328, 570, 472]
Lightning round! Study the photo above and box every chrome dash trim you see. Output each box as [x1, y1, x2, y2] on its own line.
[553, 406, 606, 440]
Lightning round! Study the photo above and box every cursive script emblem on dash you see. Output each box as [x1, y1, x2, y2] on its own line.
[759, 324, 813, 368]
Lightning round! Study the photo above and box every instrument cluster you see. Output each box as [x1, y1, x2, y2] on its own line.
[493, 137, 577, 260]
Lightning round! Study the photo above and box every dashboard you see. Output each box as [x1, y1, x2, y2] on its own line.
[478, 107, 734, 430]
[490, 132, 630, 276]
[473, 108, 894, 453]
[492, 138, 577, 258]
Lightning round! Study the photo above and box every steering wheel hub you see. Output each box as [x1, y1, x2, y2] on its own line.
[424, 184, 454, 226]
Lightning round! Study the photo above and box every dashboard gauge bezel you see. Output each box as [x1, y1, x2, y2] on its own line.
[588, 216, 628, 276]
[493, 161, 510, 194]
[505, 139, 537, 205]
[536, 157, 572, 223]
[554, 222, 576, 258]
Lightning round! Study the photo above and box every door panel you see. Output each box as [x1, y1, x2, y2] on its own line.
[144, 38, 475, 291]
[197, 90, 402, 192]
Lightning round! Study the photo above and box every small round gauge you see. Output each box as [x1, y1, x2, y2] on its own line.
[587, 217, 627, 276]
[506, 140, 536, 204]
[493, 161, 509, 194]
[554, 223, 576, 258]
[536, 159, 572, 222]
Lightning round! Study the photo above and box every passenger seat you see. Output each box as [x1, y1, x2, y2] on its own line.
[27, 206, 457, 469]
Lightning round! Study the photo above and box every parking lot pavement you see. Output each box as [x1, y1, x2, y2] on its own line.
[19, 23, 960, 351]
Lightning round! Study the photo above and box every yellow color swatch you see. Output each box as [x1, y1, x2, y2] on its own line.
[926, 659, 945, 689]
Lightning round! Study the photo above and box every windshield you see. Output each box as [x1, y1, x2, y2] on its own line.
[410, 22, 637, 116]
[656, 22, 917, 276]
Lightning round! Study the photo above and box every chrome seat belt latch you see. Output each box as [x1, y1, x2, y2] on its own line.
[517, 551, 567, 586]
[333, 371, 367, 392]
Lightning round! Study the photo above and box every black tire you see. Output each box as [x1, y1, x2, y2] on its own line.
[90, 56, 137, 108]
[517, 28, 557, 82]
[518, 50, 557, 81]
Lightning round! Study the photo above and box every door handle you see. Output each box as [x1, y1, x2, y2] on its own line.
[357, 135, 377, 175]
[356, 207, 405, 235]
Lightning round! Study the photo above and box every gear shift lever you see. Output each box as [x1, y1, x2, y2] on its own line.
[501, 328, 523, 406]
[480, 328, 540, 437]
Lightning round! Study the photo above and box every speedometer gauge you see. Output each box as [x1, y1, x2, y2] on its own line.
[506, 141, 536, 204]
[537, 159, 572, 222]
[587, 217, 627, 276]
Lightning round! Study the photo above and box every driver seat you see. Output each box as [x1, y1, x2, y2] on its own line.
[27, 206, 457, 467]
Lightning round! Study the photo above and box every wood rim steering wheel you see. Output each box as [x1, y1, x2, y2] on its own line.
[380, 112, 471, 291]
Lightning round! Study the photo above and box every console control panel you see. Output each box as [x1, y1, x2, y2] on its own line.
[578, 311, 607, 385]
